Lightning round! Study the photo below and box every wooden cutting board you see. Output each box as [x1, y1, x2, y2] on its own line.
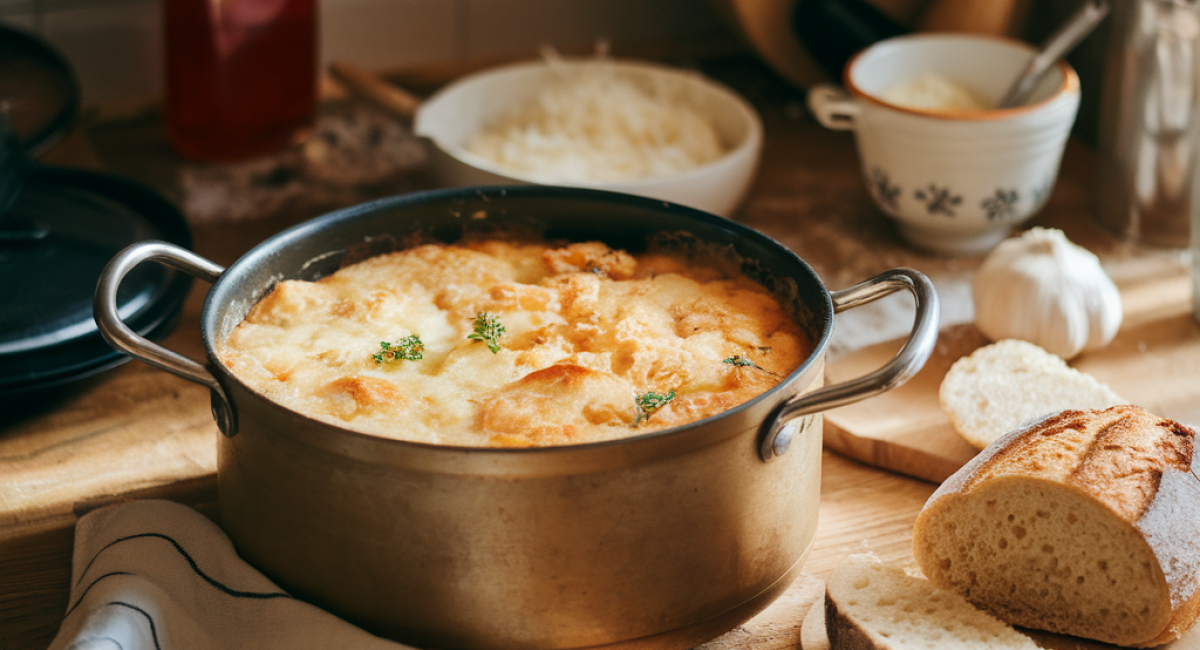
[823, 267, 1200, 484]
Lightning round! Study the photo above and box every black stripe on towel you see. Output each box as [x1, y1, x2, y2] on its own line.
[65, 571, 135, 618]
[76, 532, 293, 600]
[67, 635, 124, 650]
[107, 602, 162, 650]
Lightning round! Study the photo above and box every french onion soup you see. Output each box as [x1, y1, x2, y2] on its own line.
[218, 234, 812, 446]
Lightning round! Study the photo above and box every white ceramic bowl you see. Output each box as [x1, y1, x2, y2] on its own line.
[413, 58, 764, 218]
[808, 34, 1081, 255]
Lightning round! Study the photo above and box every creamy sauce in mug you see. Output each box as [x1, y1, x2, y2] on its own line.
[881, 73, 991, 112]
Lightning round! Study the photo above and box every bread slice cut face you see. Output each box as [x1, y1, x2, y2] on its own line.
[939, 338, 1125, 449]
[825, 553, 1040, 649]
[913, 405, 1200, 647]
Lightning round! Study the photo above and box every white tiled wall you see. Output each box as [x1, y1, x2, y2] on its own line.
[323, 0, 464, 71]
[1, 0, 727, 118]
[41, 2, 165, 117]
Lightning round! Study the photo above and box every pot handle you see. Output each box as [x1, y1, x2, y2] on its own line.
[759, 268, 939, 461]
[94, 240, 237, 437]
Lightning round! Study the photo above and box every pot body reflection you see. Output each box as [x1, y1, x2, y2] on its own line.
[217, 368, 823, 649]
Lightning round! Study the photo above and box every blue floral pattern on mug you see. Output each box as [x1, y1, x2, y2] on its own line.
[1031, 175, 1055, 207]
[914, 184, 962, 217]
[870, 167, 901, 211]
[981, 188, 1019, 221]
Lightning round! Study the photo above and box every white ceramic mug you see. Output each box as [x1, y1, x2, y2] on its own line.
[809, 33, 1081, 255]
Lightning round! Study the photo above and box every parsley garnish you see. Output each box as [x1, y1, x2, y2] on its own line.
[373, 335, 424, 363]
[468, 312, 506, 353]
[633, 390, 676, 427]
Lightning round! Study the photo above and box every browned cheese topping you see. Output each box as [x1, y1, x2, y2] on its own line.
[218, 239, 811, 446]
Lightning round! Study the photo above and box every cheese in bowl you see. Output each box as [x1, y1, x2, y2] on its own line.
[463, 61, 729, 183]
[412, 59, 764, 217]
[217, 236, 810, 447]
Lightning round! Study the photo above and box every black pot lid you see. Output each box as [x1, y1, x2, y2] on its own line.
[0, 24, 81, 157]
[0, 167, 193, 397]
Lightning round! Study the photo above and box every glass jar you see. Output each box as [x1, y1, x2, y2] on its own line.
[1095, 0, 1200, 248]
[163, 0, 317, 162]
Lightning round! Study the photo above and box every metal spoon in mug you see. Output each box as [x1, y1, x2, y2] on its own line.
[997, 0, 1110, 109]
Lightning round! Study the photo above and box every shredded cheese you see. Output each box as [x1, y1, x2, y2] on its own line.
[464, 62, 728, 183]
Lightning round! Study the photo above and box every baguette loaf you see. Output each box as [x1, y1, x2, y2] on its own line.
[824, 553, 1040, 649]
[913, 405, 1200, 647]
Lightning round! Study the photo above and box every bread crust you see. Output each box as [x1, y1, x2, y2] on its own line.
[914, 405, 1200, 647]
[824, 589, 887, 650]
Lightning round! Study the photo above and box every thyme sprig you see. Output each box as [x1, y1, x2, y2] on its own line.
[373, 335, 425, 363]
[723, 354, 777, 376]
[723, 354, 759, 368]
[468, 312, 506, 354]
[633, 390, 676, 428]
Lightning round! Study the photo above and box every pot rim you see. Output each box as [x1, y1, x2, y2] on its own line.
[201, 185, 835, 456]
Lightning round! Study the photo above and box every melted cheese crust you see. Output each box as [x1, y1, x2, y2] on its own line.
[218, 239, 811, 447]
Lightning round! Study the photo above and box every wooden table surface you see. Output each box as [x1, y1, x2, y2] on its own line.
[1, 56, 1188, 650]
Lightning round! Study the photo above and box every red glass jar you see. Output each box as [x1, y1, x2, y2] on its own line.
[164, 0, 317, 162]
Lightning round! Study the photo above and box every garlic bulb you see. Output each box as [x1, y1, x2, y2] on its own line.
[973, 228, 1122, 360]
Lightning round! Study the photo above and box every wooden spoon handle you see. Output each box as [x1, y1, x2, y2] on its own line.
[329, 60, 422, 120]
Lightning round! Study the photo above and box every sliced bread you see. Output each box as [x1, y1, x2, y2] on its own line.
[912, 405, 1200, 647]
[801, 594, 830, 650]
[939, 338, 1125, 449]
[824, 553, 1041, 649]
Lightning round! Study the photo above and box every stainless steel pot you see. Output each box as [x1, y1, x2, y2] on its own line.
[95, 187, 938, 650]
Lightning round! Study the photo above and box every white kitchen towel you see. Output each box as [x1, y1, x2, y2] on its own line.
[47, 499, 418, 650]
